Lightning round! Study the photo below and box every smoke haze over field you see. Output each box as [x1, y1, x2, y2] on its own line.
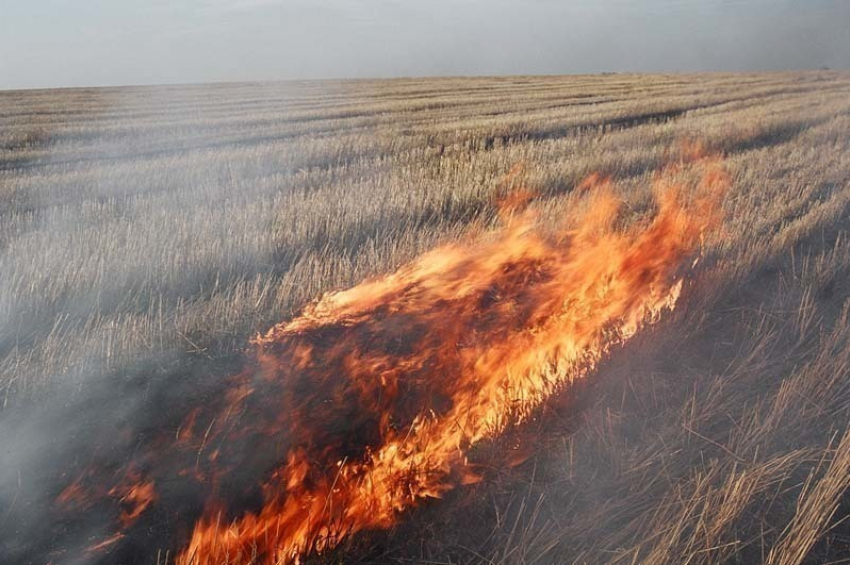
[3, 72, 850, 563]
[1, 0, 849, 89]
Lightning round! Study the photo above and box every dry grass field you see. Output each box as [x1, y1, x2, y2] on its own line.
[2, 72, 850, 564]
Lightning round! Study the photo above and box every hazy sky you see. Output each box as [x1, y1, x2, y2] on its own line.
[1, 0, 848, 89]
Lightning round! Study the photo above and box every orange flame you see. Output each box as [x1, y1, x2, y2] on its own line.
[53, 465, 158, 556]
[109, 476, 156, 529]
[176, 150, 729, 564]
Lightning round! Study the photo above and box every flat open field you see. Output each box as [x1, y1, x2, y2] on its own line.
[3, 72, 850, 564]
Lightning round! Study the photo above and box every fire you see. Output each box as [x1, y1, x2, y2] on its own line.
[174, 148, 729, 563]
[109, 476, 156, 529]
[47, 145, 727, 564]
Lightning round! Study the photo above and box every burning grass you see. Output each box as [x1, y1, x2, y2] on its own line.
[36, 149, 729, 564]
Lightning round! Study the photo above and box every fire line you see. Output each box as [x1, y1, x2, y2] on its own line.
[56, 146, 729, 565]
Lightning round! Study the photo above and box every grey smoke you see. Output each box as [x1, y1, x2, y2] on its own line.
[0, 87, 307, 562]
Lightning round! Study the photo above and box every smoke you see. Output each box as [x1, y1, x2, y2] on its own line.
[0, 84, 324, 562]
